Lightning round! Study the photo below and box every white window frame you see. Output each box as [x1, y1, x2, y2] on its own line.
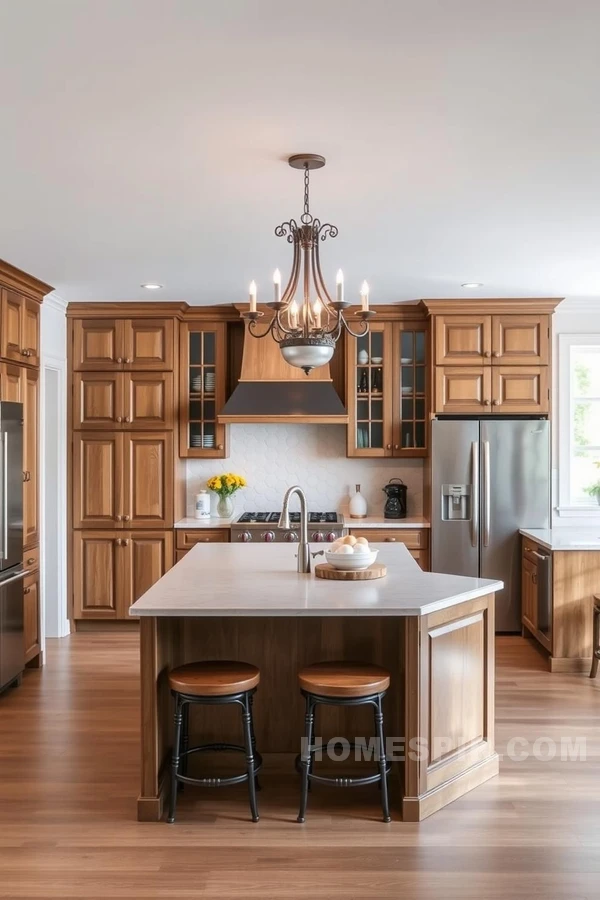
[557, 333, 600, 516]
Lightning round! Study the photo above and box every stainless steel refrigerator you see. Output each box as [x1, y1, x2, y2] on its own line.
[431, 418, 550, 632]
[0, 402, 26, 693]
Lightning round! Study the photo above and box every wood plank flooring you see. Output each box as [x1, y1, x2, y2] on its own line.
[1, 633, 600, 898]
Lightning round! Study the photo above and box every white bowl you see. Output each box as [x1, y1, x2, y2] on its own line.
[325, 548, 378, 571]
[371, 357, 383, 364]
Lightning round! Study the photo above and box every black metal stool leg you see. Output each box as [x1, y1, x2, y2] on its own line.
[249, 691, 261, 791]
[242, 693, 259, 822]
[179, 702, 190, 789]
[374, 695, 391, 823]
[297, 694, 315, 823]
[167, 694, 184, 823]
[307, 703, 316, 791]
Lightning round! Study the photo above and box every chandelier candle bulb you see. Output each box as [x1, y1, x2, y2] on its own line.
[336, 269, 344, 304]
[273, 268, 281, 303]
[249, 280, 257, 313]
[313, 299, 322, 329]
[290, 300, 299, 329]
[360, 280, 370, 312]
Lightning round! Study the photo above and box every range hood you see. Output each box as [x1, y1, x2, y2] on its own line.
[219, 319, 348, 425]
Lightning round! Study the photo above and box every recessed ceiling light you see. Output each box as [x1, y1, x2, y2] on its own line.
[461, 282, 483, 289]
[141, 283, 163, 290]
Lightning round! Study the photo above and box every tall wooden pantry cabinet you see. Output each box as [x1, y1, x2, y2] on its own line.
[68, 304, 185, 626]
[0, 260, 51, 666]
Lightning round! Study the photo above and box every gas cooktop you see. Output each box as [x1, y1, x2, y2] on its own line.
[236, 511, 340, 525]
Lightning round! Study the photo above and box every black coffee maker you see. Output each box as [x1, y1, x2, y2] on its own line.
[383, 478, 407, 519]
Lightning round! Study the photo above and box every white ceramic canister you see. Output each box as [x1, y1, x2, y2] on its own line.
[349, 483, 368, 518]
[194, 490, 211, 519]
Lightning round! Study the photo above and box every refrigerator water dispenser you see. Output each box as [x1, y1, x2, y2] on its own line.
[441, 484, 471, 521]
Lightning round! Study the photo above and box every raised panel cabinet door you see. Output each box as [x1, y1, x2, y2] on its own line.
[72, 319, 125, 370]
[23, 297, 41, 366]
[1, 289, 24, 362]
[0, 363, 23, 403]
[72, 531, 123, 619]
[124, 531, 174, 617]
[434, 367, 492, 414]
[435, 316, 492, 366]
[72, 372, 124, 430]
[491, 315, 549, 365]
[124, 372, 174, 429]
[23, 571, 40, 662]
[124, 319, 174, 370]
[23, 368, 39, 547]
[72, 432, 124, 528]
[491, 366, 549, 414]
[123, 432, 173, 528]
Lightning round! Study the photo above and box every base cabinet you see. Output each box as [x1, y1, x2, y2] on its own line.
[23, 568, 40, 664]
[348, 528, 429, 570]
[73, 530, 173, 620]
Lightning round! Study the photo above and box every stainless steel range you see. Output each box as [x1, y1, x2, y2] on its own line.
[231, 512, 343, 544]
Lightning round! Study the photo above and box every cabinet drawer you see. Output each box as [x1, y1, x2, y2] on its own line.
[176, 529, 229, 550]
[349, 528, 428, 549]
[23, 545, 39, 572]
[523, 538, 544, 566]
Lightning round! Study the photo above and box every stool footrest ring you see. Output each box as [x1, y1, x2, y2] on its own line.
[175, 744, 263, 788]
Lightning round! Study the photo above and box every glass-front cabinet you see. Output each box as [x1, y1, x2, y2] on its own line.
[179, 322, 228, 458]
[346, 320, 428, 458]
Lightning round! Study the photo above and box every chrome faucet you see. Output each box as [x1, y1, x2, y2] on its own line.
[278, 485, 311, 574]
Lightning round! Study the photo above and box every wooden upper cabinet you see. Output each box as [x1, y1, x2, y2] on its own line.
[491, 315, 549, 365]
[1, 289, 24, 363]
[72, 432, 123, 529]
[22, 298, 40, 366]
[123, 319, 174, 370]
[125, 372, 173, 429]
[434, 367, 492, 414]
[0, 363, 23, 403]
[491, 366, 549, 414]
[73, 371, 173, 430]
[72, 531, 124, 619]
[72, 317, 174, 371]
[122, 432, 173, 528]
[73, 372, 122, 430]
[179, 323, 228, 458]
[72, 319, 124, 370]
[23, 368, 39, 547]
[435, 315, 492, 365]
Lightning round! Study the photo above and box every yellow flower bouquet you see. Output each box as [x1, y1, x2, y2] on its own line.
[207, 473, 247, 518]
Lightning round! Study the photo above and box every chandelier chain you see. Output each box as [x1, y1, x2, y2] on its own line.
[301, 164, 312, 225]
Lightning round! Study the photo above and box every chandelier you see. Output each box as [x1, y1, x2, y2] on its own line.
[242, 154, 375, 374]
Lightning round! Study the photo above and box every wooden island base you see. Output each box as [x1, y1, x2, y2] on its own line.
[138, 592, 498, 823]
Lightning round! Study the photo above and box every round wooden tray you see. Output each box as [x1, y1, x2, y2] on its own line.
[314, 562, 387, 581]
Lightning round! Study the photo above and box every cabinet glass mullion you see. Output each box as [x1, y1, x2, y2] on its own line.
[354, 329, 386, 451]
[398, 328, 427, 452]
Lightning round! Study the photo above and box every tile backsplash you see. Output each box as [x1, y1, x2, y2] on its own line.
[186, 424, 423, 517]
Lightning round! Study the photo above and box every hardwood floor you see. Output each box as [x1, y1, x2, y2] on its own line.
[1, 634, 600, 898]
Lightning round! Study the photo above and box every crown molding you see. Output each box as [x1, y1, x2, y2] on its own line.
[421, 298, 563, 315]
[0, 258, 53, 299]
[44, 292, 68, 313]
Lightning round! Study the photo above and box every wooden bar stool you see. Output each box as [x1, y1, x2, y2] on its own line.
[296, 661, 392, 823]
[590, 596, 600, 678]
[167, 660, 261, 823]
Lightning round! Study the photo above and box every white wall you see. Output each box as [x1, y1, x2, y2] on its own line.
[552, 298, 600, 527]
[187, 424, 423, 518]
[41, 294, 69, 639]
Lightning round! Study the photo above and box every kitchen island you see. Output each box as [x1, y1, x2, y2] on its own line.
[130, 543, 502, 823]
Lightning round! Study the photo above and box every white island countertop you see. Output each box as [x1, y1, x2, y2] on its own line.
[130, 543, 501, 618]
[520, 527, 600, 551]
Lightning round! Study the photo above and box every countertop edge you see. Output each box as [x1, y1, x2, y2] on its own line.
[520, 527, 600, 551]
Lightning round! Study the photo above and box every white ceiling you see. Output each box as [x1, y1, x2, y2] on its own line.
[1, 0, 600, 304]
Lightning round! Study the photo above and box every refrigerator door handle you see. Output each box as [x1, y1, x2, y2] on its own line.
[471, 441, 480, 548]
[483, 440, 491, 547]
[2, 433, 7, 562]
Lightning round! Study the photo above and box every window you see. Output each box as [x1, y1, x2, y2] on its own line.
[558, 335, 600, 512]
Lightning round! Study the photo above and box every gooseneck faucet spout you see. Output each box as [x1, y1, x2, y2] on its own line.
[278, 485, 311, 574]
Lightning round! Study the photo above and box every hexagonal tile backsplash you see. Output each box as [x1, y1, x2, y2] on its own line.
[186, 425, 424, 517]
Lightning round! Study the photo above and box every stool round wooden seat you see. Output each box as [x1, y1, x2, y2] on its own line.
[298, 661, 390, 698]
[590, 596, 600, 678]
[169, 660, 260, 696]
[296, 660, 392, 824]
[167, 660, 261, 825]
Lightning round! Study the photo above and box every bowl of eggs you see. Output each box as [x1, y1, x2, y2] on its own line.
[325, 535, 378, 571]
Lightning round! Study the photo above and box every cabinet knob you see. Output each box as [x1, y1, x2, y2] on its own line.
[123, 515, 130, 521]
[483, 399, 491, 406]
[124, 416, 131, 423]
[493, 399, 500, 406]
[115, 538, 122, 546]
[125, 358, 132, 364]
[20, 349, 27, 356]
[117, 358, 123, 364]
[386, 443, 392, 450]
[24, 587, 31, 594]
[123, 539, 129, 546]
[493, 351, 500, 358]
[385, 537, 397, 542]
[22, 471, 27, 482]
[394, 444, 399, 450]
[218, 444, 224, 450]
[27, 557, 35, 565]
[484, 350, 491, 358]
[116, 515, 122, 521]
[116, 416, 122, 423]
